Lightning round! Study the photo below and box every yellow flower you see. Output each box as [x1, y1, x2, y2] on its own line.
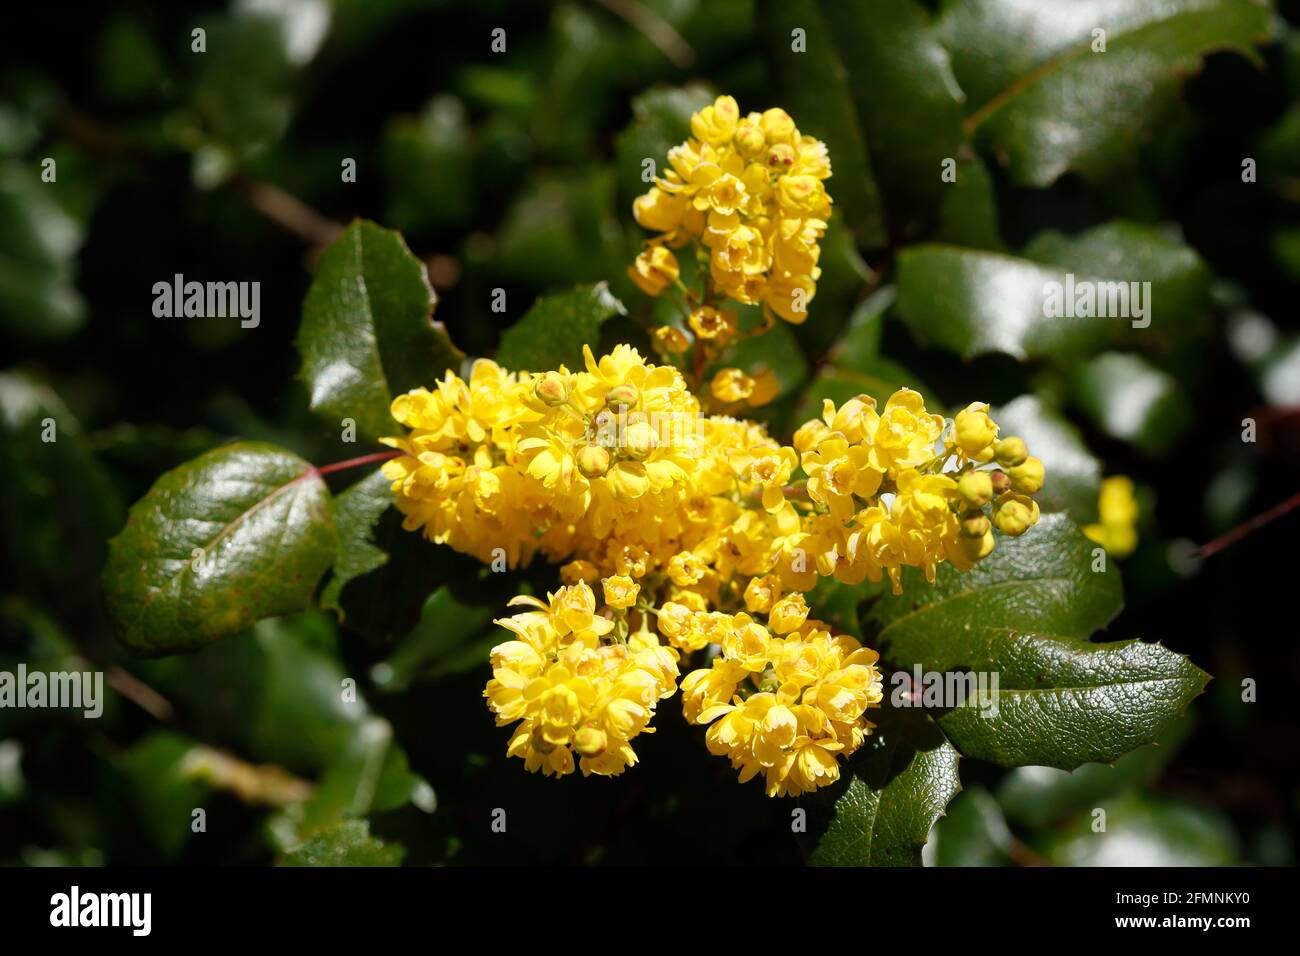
[690, 95, 741, 146]
[1083, 476, 1139, 557]
[710, 367, 756, 404]
[869, 389, 945, 476]
[688, 305, 738, 344]
[1008, 456, 1045, 495]
[602, 574, 640, 609]
[667, 550, 707, 587]
[768, 593, 809, 635]
[628, 245, 679, 296]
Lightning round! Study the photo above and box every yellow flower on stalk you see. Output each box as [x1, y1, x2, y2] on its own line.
[631, 94, 832, 324]
[1084, 476, 1139, 557]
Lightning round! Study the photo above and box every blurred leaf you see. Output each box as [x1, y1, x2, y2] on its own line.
[721, 319, 809, 400]
[866, 514, 1209, 769]
[0, 370, 123, 609]
[1071, 352, 1192, 455]
[791, 359, 939, 431]
[927, 786, 1015, 867]
[0, 740, 24, 808]
[895, 222, 1210, 360]
[756, 0, 887, 247]
[809, 0, 968, 233]
[997, 715, 1193, 830]
[992, 395, 1100, 520]
[615, 84, 715, 208]
[116, 731, 210, 859]
[1037, 794, 1237, 866]
[103, 442, 336, 655]
[805, 704, 961, 866]
[0, 163, 86, 340]
[1023, 221, 1212, 346]
[933, 154, 1003, 251]
[382, 96, 474, 233]
[297, 220, 462, 442]
[283, 716, 432, 841]
[942, 0, 1272, 186]
[372, 586, 496, 692]
[320, 469, 394, 616]
[280, 819, 404, 867]
[495, 282, 626, 372]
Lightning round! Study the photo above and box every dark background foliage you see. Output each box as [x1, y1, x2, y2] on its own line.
[2, 0, 1298, 865]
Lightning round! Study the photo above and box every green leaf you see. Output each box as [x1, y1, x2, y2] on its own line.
[297, 221, 463, 442]
[320, 470, 394, 616]
[865, 514, 1209, 770]
[1037, 794, 1237, 866]
[992, 395, 1100, 521]
[933, 155, 1003, 251]
[943, 0, 1273, 186]
[495, 282, 626, 372]
[756, 0, 887, 248]
[280, 819, 404, 867]
[103, 441, 337, 656]
[1071, 352, 1192, 455]
[895, 222, 1211, 360]
[382, 96, 474, 234]
[805, 704, 961, 866]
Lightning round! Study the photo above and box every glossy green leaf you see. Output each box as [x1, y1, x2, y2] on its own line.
[495, 282, 625, 372]
[943, 0, 1272, 186]
[280, 819, 404, 867]
[297, 220, 462, 442]
[320, 469, 394, 616]
[756, 0, 887, 247]
[865, 514, 1209, 770]
[805, 704, 961, 866]
[103, 441, 336, 655]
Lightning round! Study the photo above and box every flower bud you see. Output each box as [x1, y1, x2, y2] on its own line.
[624, 420, 657, 460]
[954, 402, 998, 459]
[990, 469, 1012, 496]
[573, 725, 607, 757]
[1008, 456, 1045, 495]
[961, 511, 991, 538]
[605, 383, 640, 410]
[533, 371, 569, 407]
[994, 436, 1028, 468]
[734, 119, 766, 157]
[577, 443, 611, 478]
[959, 529, 996, 562]
[653, 325, 690, 355]
[994, 494, 1040, 536]
[957, 471, 993, 508]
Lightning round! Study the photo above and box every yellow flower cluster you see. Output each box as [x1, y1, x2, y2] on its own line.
[380, 345, 1044, 794]
[676, 596, 884, 796]
[484, 582, 678, 777]
[628, 94, 832, 325]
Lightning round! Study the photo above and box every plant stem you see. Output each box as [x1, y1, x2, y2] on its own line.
[316, 450, 402, 475]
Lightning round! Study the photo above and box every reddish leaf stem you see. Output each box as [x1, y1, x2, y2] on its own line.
[316, 450, 402, 476]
